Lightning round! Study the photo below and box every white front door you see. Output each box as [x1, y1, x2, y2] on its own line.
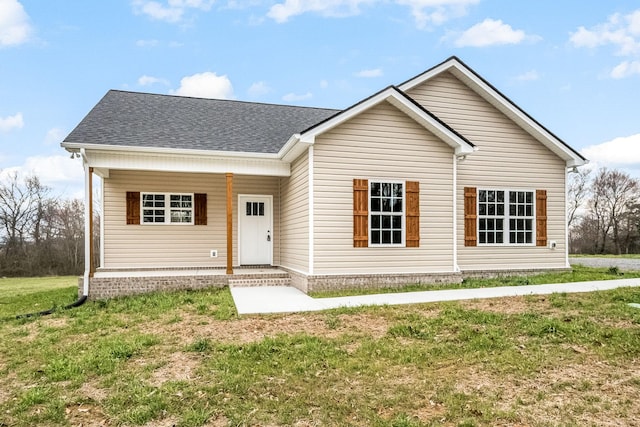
[238, 195, 273, 265]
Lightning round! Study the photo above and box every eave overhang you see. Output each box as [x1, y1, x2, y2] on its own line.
[62, 142, 290, 177]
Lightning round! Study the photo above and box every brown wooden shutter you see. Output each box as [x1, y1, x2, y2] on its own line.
[126, 191, 140, 225]
[464, 187, 477, 247]
[194, 193, 207, 225]
[536, 189, 547, 247]
[405, 181, 420, 247]
[353, 179, 368, 247]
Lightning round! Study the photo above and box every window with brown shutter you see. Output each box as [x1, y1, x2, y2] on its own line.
[464, 187, 477, 247]
[536, 189, 547, 246]
[126, 191, 140, 225]
[194, 193, 207, 225]
[353, 179, 368, 247]
[405, 181, 420, 247]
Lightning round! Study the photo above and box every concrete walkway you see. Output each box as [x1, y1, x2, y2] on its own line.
[230, 278, 640, 315]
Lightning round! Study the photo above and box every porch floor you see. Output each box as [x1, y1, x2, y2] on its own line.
[93, 267, 286, 278]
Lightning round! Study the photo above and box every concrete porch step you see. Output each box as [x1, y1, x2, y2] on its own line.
[228, 274, 291, 287]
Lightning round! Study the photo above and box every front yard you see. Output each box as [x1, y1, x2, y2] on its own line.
[1, 270, 640, 426]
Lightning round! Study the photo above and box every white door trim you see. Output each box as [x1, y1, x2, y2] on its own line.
[238, 194, 273, 266]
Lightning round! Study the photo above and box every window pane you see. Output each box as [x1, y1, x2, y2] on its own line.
[496, 233, 503, 244]
[258, 202, 264, 216]
[526, 192, 532, 203]
[479, 204, 486, 215]
[371, 231, 380, 244]
[371, 198, 380, 212]
[371, 182, 380, 196]
[497, 204, 504, 216]
[479, 234, 486, 244]
[479, 190, 486, 202]
[382, 215, 391, 229]
[382, 231, 391, 244]
[393, 198, 402, 212]
[246, 202, 251, 216]
[488, 191, 495, 202]
[488, 204, 495, 215]
[392, 216, 402, 229]
[371, 215, 380, 228]
[393, 230, 401, 244]
[497, 191, 504, 203]
[509, 192, 516, 203]
[382, 183, 391, 197]
[382, 198, 391, 212]
[487, 233, 494, 244]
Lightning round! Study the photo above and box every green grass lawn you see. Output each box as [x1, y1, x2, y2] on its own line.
[1, 269, 640, 426]
[0, 276, 78, 319]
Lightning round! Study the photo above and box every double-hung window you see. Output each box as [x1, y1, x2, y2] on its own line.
[478, 189, 534, 245]
[142, 193, 193, 224]
[370, 181, 404, 246]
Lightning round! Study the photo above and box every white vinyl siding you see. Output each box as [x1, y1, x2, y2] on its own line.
[407, 71, 566, 270]
[103, 170, 280, 269]
[312, 100, 455, 274]
[279, 150, 309, 273]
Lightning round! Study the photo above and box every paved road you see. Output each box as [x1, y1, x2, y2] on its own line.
[570, 257, 640, 271]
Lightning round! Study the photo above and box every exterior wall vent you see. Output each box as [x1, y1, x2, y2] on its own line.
[210, 250, 218, 258]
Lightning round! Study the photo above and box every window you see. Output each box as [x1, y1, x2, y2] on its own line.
[370, 181, 403, 245]
[478, 189, 533, 245]
[246, 201, 265, 217]
[142, 193, 193, 224]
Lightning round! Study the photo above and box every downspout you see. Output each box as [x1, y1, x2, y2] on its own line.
[81, 148, 92, 297]
[453, 154, 459, 272]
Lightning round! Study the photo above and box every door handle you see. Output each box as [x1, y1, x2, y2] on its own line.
[267, 230, 271, 242]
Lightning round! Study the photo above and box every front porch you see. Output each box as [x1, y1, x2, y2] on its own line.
[83, 267, 292, 299]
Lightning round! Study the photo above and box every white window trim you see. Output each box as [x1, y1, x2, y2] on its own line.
[368, 179, 406, 247]
[477, 188, 536, 246]
[141, 192, 195, 225]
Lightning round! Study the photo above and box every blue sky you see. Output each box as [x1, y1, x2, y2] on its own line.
[1, 0, 639, 198]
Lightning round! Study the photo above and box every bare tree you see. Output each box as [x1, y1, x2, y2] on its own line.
[588, 168, 639, 254]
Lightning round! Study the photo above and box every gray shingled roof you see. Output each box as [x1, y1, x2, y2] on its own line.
[63, 90, 340, 154]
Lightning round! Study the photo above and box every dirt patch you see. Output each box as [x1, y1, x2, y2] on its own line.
[148, 351, 202, 387]
[65, 403, 109, 426]
[453, 359, 640, 426]
[142, 311, 392, 346]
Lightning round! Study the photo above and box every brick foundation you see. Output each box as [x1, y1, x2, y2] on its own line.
[80, 275, 228, 300]
[282, 269, 463, 293]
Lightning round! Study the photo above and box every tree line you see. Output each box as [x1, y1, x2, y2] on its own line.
[569, 167, 640, 254]
[0, 172, 92, 277]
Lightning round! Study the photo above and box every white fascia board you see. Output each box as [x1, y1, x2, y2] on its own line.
[297, 87, 474, 155]
[78, 146, 290, 177]
[399, 58, 587, 167]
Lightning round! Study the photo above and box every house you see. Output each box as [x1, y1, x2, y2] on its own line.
[62, 56, 587, 299]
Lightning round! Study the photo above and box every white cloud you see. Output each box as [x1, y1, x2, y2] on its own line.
[355, 68, 383, 78]
[247, 81, 272, 97]
[266, 0, 478, 28]
[0, 0, 32, 46]
[610, 60, 640, 79]
[0, 112, 23, 132]
[267, 0, 376, 23]
[132, 0, 214, 23]
[136, 39, 159, 47]
[282, 92, 313, 102]
[396, 0, 479, 29]
[0, 155, 85, 198]
[44, 128, 65, 145]
[170, 72, 235, 99]
[570, 10, 640, 79]
[138, 75, 170, 86]
[581, 133, 640, 167]
[515, 70, 540, 81]
[454, 18, 532, 47]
